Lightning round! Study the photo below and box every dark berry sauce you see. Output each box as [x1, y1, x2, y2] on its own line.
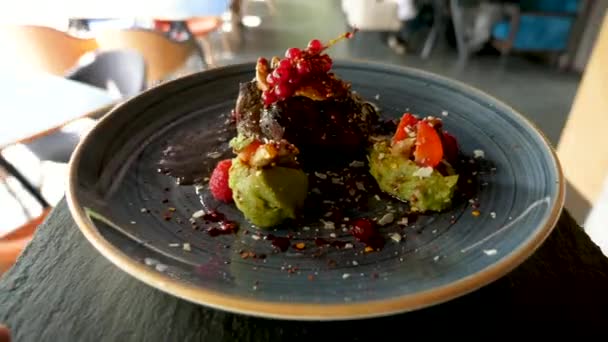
[203, 210, 225, 222]
[314, 237, 348, 248]
[206, 217, 239, 236]
[266, 234, 291, 252]
[350, 218, 385, 249]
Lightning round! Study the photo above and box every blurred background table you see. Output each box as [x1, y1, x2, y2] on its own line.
[0, 70, 115, 149]
[0, 70, 114, 209]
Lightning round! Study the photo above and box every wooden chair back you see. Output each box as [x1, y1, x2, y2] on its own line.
[94, 29, 199, 84]
[0, 25, 98, 76]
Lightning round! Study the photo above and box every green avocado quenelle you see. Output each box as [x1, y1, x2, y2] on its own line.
[368, 140, 458, 212]
[228, 158, 308, 228]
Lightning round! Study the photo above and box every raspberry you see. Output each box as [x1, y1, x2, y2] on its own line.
[209, 159, 233, 203]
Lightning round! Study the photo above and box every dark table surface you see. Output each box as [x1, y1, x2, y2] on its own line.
[1, 199, 607, 340]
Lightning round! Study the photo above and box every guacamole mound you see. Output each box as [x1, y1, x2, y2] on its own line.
[368, 140, 458, 212]
[228, 158, 308, 228]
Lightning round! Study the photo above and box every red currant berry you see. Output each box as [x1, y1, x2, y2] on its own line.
[262, 89, 277, 105]
[296, 60, 311, 75]
[278, 59, 292, 70]
[275, 82, 294, 98]
[307, 39, 323, 54]
[288, 74, 301, 85]
[320, 61, 331, 72]
[285, 47, 302, 59]
[266, 73, 275, 86]
[319, 55, 332, 72]
[272, 69, 289, 82]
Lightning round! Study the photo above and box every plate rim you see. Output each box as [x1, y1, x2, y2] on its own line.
[66, 60, 565, 320]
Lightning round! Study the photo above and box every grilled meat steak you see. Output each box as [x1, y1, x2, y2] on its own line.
[234, 80, 378, 164]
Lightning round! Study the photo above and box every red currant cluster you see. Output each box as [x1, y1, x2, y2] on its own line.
[261, 29, 357, 106]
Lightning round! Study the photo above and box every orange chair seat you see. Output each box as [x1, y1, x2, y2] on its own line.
[0, 208, 51, 275]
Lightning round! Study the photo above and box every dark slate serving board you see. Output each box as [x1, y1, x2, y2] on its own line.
[1, 200, 607, 341]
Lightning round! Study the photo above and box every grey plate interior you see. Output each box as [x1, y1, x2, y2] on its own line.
[70, 61, 562, 316]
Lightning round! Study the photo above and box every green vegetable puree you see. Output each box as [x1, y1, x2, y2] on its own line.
[229, 134, 254, 151]
[228, 158, 308, 228]
[368, 140, 458, 212]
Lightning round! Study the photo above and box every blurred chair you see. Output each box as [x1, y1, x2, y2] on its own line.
[24, 50, 145, 165]
[187, 17, 230, 67]
[491, 0, 580, 57]
[66, 49, 147, 98]
[154, 17, 227, 67]
[0, 25, 98, 76]
[94, 29, 202, 85]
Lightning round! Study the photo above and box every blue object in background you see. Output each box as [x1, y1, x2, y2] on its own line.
[492, 16, 574, 51]
[492, 0, 579, 51]
[519, 0, 579, 13]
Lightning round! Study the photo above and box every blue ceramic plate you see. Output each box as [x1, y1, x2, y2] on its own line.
[66, 61, 564, 320]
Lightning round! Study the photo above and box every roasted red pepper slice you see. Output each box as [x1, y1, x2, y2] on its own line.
[414, 121, 443, 167]
[238, 140, 263, 163]
[392, 113, 419, 144]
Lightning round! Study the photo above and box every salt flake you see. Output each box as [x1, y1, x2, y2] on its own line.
[144, 258, 158, 266]
[473, 149, 485, 159]
[378, 213, 394, 225]
[192, 210, 205, 219]
[207, 151, 222, 159]
[355, 182, 365, 191]
[390, 233, 402, 243]
[349, 160, 365, 168]
[321, 220, 335, 230]
[155, 264, 168, 272]
[314, 172, 327, 179]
